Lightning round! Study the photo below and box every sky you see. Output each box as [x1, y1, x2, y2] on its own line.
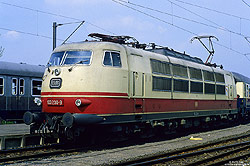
[0, 0, 250, 76]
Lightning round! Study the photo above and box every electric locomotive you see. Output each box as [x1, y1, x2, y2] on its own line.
[24, 33, 239, 139]
[0, 61, 44, 123]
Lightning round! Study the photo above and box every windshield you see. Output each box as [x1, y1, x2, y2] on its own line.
[48, 52, 65, 66]
[64, 50, 92, 65]
[48, 50, 92, 66]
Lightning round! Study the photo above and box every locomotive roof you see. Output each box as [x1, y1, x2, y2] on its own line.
[55, 41, 225, 73]
[147, 48, 204, 64]
[232, 72, 250, 84]
[0, 61, 45, 77]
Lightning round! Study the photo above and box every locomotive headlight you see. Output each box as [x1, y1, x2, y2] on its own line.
[75, 98, 92, 107]
[75, 99, 82, 107]
[54, 68, 61, 76]
[34, 97, 42, 106]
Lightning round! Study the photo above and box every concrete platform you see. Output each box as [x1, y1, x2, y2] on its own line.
[0, 124, 30, 136]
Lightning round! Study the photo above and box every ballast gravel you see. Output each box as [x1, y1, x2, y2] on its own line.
[9, 123, 250, 166]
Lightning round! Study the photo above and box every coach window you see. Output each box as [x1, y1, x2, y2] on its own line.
[103, 51, 122, 67]
[19, 78, 25, 95]
[32, 80, 42, 96]
[12, 78, 18, 95]
[0, 77, 3, 95]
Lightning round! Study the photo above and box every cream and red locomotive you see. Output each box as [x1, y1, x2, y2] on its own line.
[24, 34, 239, 139]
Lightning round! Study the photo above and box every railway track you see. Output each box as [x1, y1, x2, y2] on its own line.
[114, 133, 250, 166]
[0, 143, 88, 165]
[1, 126, 250, 165]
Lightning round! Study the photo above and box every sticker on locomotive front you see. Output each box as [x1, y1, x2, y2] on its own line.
[47, 98, 64, 106]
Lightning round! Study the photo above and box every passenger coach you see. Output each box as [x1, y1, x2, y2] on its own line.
[0, 61, 44, 123]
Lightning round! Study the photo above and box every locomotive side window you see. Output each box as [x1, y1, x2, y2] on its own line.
[0, 77, 3, 95]
[32, 80, 42, 96]
[19, 78, 25, 95]
[215, 73, 225, 83]
[191, 81, 203, 93]
[205, 83, 215, 94]
[64, 50, 92, 65]
[172, 64, 188, 78]
[152, 76, 171, 91]
[12, 78, 18, 95]
[150, 59, 171, 75]
[216, 85, 226, 95]
[189, 67, 202, 80]
[174, 79, 188, 92]
[189, 67, 203, 93]
[103, 51, 122, 67]
[203, 71, 215, 82]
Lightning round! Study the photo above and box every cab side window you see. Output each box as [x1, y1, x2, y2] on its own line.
[103, 51, 122, 67]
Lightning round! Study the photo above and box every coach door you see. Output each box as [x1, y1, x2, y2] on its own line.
[10, 78, 27, 119]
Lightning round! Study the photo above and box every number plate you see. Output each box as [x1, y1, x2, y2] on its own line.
[47, 98, 64, 106]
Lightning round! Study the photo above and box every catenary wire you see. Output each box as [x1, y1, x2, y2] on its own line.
[172, 0, 250, 22]
[112, 0, 248, 60]
[242, 0, 250, 8]
[0, 1, 116, 35]
[0, 0, 248, 60]
[166, 0, 227, 31]
[112, 0, 197, 35]
[0, 27, 64, 41]
[122, 0, 247, 39]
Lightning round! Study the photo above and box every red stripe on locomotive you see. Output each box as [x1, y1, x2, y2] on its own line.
[41, 92, 237, 114]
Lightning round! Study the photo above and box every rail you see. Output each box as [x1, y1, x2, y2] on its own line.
[114, 133, 250, 166]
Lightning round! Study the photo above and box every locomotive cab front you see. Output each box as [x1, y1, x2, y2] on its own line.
[25, 42, 130, 138]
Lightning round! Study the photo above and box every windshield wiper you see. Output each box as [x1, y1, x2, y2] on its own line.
[68, 60, 88, 72]
[47, 62, 52, 72]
